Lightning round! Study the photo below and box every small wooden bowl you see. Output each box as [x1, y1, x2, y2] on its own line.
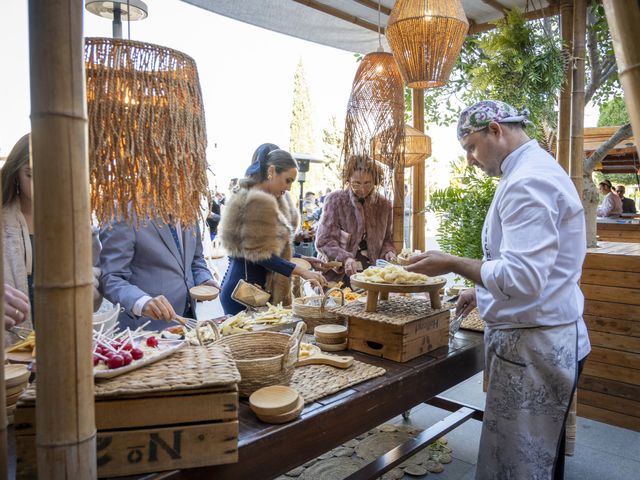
[189, 285, 220, 301]
[6, 390, 23, 407]
[5, 382, 28, 397]
[291, 258, 312, 271]
[316, 340, 348, 352]
[313, 324, 347, 338]
[255, 395, 305, 424]
[5, 364, 30, 388]
[314, 329, 348, 345]
[249, 385, 300, 417]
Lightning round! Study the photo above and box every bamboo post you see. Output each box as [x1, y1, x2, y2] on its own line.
[557, 0, 573, 172]
[602, 0, 640, 158]
[393, 165, 405, 252]
[0, 201, 7, 480]
[569, 0, 587, 197]
[412, 89, 426, 251]
[29, 0, 97, 478]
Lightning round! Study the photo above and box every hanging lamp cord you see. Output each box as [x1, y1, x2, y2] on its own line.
[127, 0, 131, 40]
[377, 0, 383, 51]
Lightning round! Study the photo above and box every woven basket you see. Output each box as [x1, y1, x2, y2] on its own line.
[293, 286, 345, 333]
[211, 321, 306, 397]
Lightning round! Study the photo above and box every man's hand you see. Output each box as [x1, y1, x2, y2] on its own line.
[142, 295, 177, 321]
[200, 278, 221, 289]
[4, 284, 30, 330]
[344, 258, 358, 277]
[404, 250, 454, 276]
[384, 251, 397, 262]
[456, 288, 477, 317]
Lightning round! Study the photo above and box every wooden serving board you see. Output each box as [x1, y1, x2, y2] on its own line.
[297, 344, 353, 368]
[350, 275, 446, 312]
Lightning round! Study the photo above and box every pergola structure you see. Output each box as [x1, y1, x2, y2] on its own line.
[5, 0, 640, 478]
[584, 126, 638, 174]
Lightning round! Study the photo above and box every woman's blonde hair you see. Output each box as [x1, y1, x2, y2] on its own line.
[2, 133, 30, 206]
[345, 155, 383, 186]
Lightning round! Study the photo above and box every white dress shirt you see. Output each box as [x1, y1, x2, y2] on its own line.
[478, 140, 591, 360]
[597, 192, 622, 217]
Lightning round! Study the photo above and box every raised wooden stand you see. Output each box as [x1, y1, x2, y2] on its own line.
[334, 296, 450, 363]
[350, 276, 446, 312]
[579, 241, 640, 432]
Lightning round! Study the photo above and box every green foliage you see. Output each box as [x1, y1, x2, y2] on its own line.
[289, 59, 316, 154]
[423, 8, 566, 136]
[593, 171, 639, 188]
[428, 164, 497, 265]
[597, 97, 629, 127]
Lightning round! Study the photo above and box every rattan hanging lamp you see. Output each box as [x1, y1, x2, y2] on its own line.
[386, 0, 469, 89]
[373, 125, 432, 168]
[341, 2, 405, 181]
[84, 5, 209, 227]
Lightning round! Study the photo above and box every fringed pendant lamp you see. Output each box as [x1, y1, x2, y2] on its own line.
[373, 125, 432, 168]
[85, 38, 209, 226]
[342, 51, 405, 181]
[386, 0, 469, 89]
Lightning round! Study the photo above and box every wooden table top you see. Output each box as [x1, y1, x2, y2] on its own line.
[151, 330, 485, 480]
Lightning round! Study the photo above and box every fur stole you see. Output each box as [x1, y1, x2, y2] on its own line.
[220, 188, 300, 306]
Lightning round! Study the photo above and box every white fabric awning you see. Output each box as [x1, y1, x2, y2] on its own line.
[181, 0, 555, 54]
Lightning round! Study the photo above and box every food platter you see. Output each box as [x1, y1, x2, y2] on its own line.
[350, 274, 447, 312]
[94, 339, 186, 379]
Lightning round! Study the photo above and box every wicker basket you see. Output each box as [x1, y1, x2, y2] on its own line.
[293, 286, 345, 333]
[211, 321, 306, 397]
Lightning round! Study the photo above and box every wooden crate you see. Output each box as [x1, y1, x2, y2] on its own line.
[15, 344, 241, 478]
[579, 242, 640, 432]
[597, 222, 640, 244]
[335, 296, 450, 362]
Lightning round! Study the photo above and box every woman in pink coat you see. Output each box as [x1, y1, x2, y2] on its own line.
[315, 157, 396, 284]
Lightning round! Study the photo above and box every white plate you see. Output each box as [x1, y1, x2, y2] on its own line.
[94, 339, 186, 379]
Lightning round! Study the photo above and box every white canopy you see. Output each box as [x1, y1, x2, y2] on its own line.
[182, 0, 555, 54]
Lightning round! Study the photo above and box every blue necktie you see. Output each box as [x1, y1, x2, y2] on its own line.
[168, 224, 182, 257]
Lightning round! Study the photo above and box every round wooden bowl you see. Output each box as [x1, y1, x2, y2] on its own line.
[249, 385, 300, 417]
[313, 324, 348, 338]
[5, 382, 28, 398]
[5, 364, 30, 388]
[314, 334, 347, 345]
[255, 395, 305, 424]
[291, 258, 312, 271]
[6, 390, 23, 407]
[316, 340, 348, 352]
[189, 285, 220, 301]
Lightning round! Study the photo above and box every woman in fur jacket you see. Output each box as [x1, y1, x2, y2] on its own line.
[315, 157, 396, 284]
[219, 144, 327, 314]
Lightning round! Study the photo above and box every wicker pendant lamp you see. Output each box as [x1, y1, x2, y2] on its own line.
[342, 50, 405, 181]
[373, 125, 432, 168]
[386, 0, 469, 89]
[85, 37, 209, 226]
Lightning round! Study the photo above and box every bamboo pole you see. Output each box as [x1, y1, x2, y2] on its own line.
[0, 202, 7, 479]
[392, 165, 405, 252]
[28, 0, 97, 478]
[557, 0, 573, 172]
[412, 89, 426, 251]
[569, 0, 587, 197]
[602, 0, 640, 159]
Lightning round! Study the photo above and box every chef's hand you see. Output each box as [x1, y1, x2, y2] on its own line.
[344, 258, 358, 277]
[456, 288, 476, 317]
[142, 295, 177, 321]
[384, 251, 397, 262]
[200, 278, 221, 289]
[404, 250, 453, 276]
[4, 284, 30, 330]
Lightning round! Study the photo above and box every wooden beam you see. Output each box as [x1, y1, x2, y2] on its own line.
[557, 1, 573, 172]
[351, 0, 391, 17]
[603, 0, 640, 160]
[28, 0, 97, 477]
[468, 4, 560, 34]
[412, 89, 425, 251]
[293, 0, 383, 34]
[570, 0, 587, 197]
[392, 163, 405, 252]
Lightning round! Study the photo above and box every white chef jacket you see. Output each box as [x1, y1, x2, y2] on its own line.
[477, 140, 591, 360]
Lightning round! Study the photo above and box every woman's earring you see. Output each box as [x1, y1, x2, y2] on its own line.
[268, 175, 273, 180]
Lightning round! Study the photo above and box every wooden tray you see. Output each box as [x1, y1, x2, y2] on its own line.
[94, 340, 186, 379]
[350, 275, 446, 312]
[190, 285, 220, 301]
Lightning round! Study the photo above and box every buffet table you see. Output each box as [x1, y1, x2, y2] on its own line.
[139, 330, 484, 480]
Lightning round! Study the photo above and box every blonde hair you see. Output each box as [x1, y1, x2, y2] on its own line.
[2, 133, 30, 206]
[345, 155, 383, 186]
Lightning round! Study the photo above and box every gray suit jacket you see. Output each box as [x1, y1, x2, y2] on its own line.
[99, 219, 212, 331]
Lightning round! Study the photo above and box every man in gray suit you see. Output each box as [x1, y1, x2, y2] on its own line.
[100, 218, 217, 331]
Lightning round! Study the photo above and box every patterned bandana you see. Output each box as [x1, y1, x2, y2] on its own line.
[457, 100, 533, 141]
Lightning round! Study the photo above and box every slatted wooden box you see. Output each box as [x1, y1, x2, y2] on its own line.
[578, 242, 640, 432]
[334, 296, 450, 362]
[15, 344, 241, 478]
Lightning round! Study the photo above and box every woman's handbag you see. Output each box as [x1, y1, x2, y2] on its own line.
[231, 260, 271, 309]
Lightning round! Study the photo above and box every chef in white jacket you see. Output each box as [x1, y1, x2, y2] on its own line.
[406, 100, 590, 480]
